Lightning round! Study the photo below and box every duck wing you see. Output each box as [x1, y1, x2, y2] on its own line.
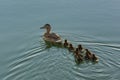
[43, 33, 62, 43]
[49, 33, 61, 40]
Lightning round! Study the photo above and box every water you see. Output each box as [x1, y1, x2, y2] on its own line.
[0, 0, 120, 80]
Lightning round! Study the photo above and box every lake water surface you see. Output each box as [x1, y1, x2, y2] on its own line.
[0, 0, 120, 80]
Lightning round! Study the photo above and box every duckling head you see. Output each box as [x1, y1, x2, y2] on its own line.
[64, 39, 68, 47]
[69, 44, 73, 47]
[64, 39, 68, 43]
[40, 24, 51, 33]
[92, 54, 97, 59]
[86, 49, 90, 53]
[92, 54, 95, 57]
[75, 48, 79, 52]
[78, 44, 82, 50]
[92, 54, 98, 62]
[86, 49, 88, 52]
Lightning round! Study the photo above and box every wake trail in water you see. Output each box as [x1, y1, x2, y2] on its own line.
[74, 40, 120, 50]
[3, 32, 120, 80]
[3, 38, 48, 80]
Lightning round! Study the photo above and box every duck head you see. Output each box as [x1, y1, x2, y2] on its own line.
[40, 24, 51, 33]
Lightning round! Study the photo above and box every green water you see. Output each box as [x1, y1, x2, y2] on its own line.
[0, 0, 120, 80]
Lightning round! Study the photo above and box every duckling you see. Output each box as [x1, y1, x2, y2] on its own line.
[74, 48, 79, 55]
[74, 53, 83, 63]
[85, 49, 92, 60]
[78, 44, 82, 51]
[92, 54, 99, 62]
[78, 44, 86, 54]
[74, 48, 83, 57]
[74, 52, 83, 63]
[78, 55, 83, 62]
[68, 44, 74, 51]
[86, 49, 92, 56]
[64, 39, 69, 47]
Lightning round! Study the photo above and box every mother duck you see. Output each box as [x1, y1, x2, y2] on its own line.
[40, 24, 62, 43]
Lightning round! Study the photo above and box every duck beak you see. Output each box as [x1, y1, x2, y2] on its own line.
[40, 26, 45, 29]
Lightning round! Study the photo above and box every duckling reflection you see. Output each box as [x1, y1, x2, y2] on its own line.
[40, 24, 62, 43]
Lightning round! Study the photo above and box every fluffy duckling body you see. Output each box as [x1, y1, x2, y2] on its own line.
[86, 49, 92, 55]
[92, 54, 99, 62]
[68, 44, 74, 51]
[74, 48, 83, 57]
[75, 55, 83, 63]
[78, 44, 86, 54]
[85, 49, 92, 60]
[74, 49, 83, 63]
[74, 54, 83, 63]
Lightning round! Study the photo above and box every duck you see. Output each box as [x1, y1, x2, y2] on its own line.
[40, 24, 62, 43]
[92, 54, 99, 62]
[64, 39, 69, 47]
[68, 44, 74, 51]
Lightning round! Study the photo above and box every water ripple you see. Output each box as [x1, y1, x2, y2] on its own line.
[3, 32, 120, 80]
